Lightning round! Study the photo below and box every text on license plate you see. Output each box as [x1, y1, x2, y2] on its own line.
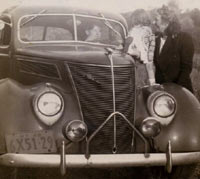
[5, 130, 57, 153]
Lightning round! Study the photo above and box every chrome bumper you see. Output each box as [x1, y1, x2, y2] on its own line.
[0, 152, 200, 168]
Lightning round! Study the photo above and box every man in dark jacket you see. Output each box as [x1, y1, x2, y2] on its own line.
[154, 7, 194, 92]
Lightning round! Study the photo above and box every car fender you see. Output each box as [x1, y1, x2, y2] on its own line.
[154, 83, 200, 152]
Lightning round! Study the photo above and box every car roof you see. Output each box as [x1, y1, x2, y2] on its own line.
[2, 1, 128, 31]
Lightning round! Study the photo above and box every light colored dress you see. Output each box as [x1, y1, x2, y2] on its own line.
[128, 25, 156, 86]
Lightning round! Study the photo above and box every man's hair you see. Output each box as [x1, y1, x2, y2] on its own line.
[157, 5, 181, 35]
[157, 5, 173, 23]
[165, 17, 181, 35]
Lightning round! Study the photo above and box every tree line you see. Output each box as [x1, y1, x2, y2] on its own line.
[122, 5, 200, 52]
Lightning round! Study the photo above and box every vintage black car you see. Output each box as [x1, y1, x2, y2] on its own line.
[0, 1, 200, 178]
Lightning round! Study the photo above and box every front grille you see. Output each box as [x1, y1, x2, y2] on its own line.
[67, 62, 135, 154]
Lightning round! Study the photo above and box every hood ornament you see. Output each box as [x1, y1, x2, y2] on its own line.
[105, 47, 113, 55]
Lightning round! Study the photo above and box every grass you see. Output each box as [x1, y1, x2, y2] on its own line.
[191, 53, 200, 100]
[188, 53, 200, 177]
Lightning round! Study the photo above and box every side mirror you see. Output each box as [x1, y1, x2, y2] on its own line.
[0, 20, 5, 30]
[123, 36, 133, 53]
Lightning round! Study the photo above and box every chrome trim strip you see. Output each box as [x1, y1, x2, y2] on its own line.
[73, 14, 77, 41]
[65, 64, 84, 122]
[166, 140, 172, 173]
[66, 61, 133, 68]
[17, 13, 127, 44]
[60, 141, 66, 176]
[0, 53, 9, 57]
[1, 152, 200, 167]
[17, 40, 118, 48]
[16, 58, 62, 80]
[107, 53, 117, 153]
[131, 65, 137, 152]
[0, 45, 10, 50]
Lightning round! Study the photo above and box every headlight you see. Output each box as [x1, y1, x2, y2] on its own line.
[33, 84, 64, 126]
[37, 92, 62, 116]
[147, 91, 177, 125]
[63, 120, 88, 142]
[153, 95, 176, 118]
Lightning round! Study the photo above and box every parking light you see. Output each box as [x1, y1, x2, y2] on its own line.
[63, 120, 88, 142]
[141, 117, 161, 138]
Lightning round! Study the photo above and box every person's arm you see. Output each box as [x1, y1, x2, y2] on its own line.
[177, 32, 194, 90]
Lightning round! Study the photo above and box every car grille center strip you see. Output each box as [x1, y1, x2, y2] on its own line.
[106, 51, 117, 153]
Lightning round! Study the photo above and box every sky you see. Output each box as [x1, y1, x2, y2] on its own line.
[0, 0, 200, 13]
[67, 0, 200, 12]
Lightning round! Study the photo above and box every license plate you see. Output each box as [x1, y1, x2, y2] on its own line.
[5, 130, 57, 153]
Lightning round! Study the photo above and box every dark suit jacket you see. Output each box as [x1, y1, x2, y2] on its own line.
[154, 32, 194, 92]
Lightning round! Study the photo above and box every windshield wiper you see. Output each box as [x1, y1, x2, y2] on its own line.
[20, 9, 46, 27]
[99, 13, 122, 40]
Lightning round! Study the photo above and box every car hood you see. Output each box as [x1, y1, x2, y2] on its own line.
[15, 45, 135, 66]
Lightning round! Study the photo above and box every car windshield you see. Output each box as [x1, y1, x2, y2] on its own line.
[19, 14, 125, 46]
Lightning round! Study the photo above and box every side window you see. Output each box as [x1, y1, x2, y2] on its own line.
[19, 15, 74, 42]
[0, 18, 11, 46]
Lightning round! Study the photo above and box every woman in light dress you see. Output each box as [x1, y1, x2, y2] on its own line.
[128, 9, 156, 86]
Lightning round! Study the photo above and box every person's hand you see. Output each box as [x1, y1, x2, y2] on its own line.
[128, 47, 141, 59]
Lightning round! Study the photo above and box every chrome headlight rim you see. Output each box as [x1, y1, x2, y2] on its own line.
[33, 85, 64, 126]
[147, 91, 177, 125]
[36, 91, 64, 117]
[153, 93, 177, 118]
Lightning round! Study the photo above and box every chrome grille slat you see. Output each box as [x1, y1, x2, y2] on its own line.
[67, 62, 135, 154]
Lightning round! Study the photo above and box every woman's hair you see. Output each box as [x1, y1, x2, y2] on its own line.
[130, 9, 151, 27]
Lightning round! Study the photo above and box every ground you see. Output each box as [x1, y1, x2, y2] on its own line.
[0, 167, 162, 179]
[2, 166, 200, 179]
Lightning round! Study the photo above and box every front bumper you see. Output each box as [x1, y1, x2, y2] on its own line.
[0, 152, 200, 168]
